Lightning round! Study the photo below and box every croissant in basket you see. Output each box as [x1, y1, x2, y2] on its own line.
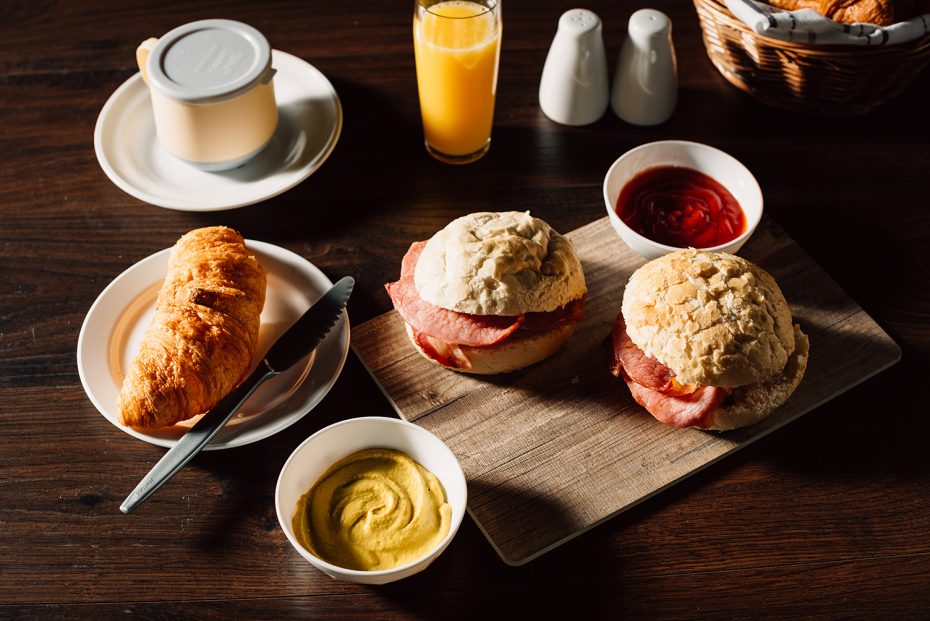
[766, 0, 930, 25]
[118, 226, 267, 429]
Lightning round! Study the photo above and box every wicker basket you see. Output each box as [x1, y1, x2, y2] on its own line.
[693, 0, 930, 114]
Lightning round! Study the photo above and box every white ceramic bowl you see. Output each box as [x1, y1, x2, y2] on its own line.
[603, 140, 763, 260]
[275, 416, 467, 584]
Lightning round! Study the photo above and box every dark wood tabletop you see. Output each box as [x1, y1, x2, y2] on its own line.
[3, 1, 929, 618]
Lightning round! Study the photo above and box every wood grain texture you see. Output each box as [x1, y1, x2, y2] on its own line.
[4, 552, 930, 620]
[353, 217, 901, 564]
[3, 0, 930, 617]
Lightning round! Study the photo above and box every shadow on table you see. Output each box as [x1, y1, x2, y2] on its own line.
[376, 477, 619, 616]
[186, 77, 425, 242]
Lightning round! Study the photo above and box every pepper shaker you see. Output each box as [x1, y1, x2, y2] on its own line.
[539, 9, 609, 126]
[611, 9, 678, 126]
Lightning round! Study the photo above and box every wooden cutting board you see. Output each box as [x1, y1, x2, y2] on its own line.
[351, 216, 901, 566]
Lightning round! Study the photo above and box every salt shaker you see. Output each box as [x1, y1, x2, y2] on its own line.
[611, 9, 678, 126]
[539, 9, 609, 126]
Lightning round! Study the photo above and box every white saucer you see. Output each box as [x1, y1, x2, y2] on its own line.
[77, 241, 350, 449]
[94, 50, 342, 211]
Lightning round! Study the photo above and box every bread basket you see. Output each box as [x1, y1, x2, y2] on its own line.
[693, 0, 930, 114]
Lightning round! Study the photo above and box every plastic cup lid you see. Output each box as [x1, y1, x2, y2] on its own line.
[146, 19, 273, 103]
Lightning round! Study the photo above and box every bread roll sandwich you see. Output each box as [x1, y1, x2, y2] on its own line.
[386, 212, 586, 374]
[118, 226, 266, 429]
[608, 249, 809, 431]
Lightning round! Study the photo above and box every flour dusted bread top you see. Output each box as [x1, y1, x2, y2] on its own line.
[414, 212, 586, 316]
[621, 249, 796, 388]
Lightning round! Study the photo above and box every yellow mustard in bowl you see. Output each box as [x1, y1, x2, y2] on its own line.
[293, 448, 452, 571]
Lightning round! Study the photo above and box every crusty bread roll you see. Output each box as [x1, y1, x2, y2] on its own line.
[387, 212, 586, 375]
[621, 249, 796, 388]
[704, 325, 809, 430]
[404, 322, 577, 375]
[612, 249, 808, 431]
[118, 226, 266, 429]
[414, 211, 586, 316]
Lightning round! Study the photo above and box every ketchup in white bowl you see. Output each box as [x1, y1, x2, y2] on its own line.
[603, 141, 762, 260]
[616, 166, 746, 249]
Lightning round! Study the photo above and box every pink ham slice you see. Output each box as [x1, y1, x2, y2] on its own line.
[523, 297, 585, 331]
[610, 314, 689, 394]
[385, 241, 523, 347]
[623, 377, 727, 429]
[410, 326, 470, 369]
[609, 313, 728, 428]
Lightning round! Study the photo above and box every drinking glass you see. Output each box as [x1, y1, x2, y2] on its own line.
[413, 0, 502, 164]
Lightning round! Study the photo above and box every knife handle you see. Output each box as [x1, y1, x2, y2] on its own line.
[120, 361, 275, 514]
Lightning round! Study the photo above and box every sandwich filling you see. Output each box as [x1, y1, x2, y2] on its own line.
[387, 241, 584, 369]
[608, 314, 729, 429]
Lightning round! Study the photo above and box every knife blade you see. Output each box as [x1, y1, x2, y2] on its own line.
[120, 276, 355, 514]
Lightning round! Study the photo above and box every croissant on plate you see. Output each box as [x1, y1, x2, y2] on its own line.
[118, 226, 267, 429]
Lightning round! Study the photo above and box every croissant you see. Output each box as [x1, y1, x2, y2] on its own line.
[118, 226, 266, 429]
[766, 0, 895, 25]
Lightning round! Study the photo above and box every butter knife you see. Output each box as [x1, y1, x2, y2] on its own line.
[120, 276, 355, 514]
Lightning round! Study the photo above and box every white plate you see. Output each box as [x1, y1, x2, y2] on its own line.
[94, 50, 342, 211]
[77, 241, 350, 449]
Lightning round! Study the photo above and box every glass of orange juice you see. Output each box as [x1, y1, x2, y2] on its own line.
[413, 0, 502, 164]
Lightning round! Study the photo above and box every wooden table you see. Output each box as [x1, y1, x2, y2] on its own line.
[2, 1, 928, 618]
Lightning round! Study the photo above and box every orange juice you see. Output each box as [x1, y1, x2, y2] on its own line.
[414, 0, 501, 163]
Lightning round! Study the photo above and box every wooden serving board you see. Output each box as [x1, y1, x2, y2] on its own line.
[352, 217, 901, 566]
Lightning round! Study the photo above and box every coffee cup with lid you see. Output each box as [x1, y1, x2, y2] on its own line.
[136, 19, 278, 171]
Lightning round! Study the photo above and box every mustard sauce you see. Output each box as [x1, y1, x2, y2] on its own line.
[293, 448, 452, 571]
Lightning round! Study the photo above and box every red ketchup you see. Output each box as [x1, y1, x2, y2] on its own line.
[616, 166, 746, 248]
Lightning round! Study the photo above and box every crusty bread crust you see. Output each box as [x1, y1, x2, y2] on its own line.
[702, 325, 809, 430]
[404, 322, 575, 375]
[621, 249, 796, 387]
[413, 212, 586, 316]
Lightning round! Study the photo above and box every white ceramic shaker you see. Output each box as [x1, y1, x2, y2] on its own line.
[539, 9, 609, 126]
[611, 9, 678, 126]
